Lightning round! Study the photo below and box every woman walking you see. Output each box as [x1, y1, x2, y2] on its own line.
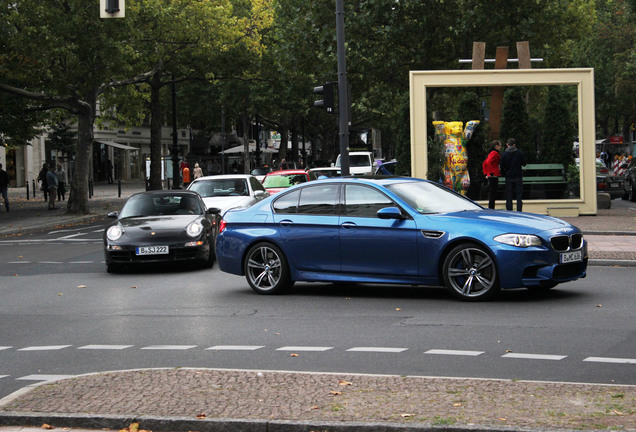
[482, 140, 502, 209]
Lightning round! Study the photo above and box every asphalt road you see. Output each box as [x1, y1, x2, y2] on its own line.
[1, 220, 635, 401]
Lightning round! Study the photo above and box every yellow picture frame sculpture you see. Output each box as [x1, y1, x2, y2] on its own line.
[410, 68, 596, 216]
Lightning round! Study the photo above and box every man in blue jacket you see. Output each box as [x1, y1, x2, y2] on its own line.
[500, 138, 527, 212]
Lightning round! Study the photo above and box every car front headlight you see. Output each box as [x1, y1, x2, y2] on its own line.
[186, 220, 204, 237]
[494, 233, 542, 248]
[106, 224, 124, 241]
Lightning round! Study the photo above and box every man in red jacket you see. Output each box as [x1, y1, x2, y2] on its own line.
[482, 140, 502, 209]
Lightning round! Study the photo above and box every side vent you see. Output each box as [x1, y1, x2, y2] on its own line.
[421, 230, 445, 239]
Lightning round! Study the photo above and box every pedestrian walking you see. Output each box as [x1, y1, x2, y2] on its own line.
[46, 163, 58, 210]
[56, 163, 67, 201]
[193, 162, 204, 179]
[37, 163, 49, 202]
[106, 159, 114, 184]
[500, 138, 526, 212]
[482, 140, 502, 209]
[0, 162, 9, 212]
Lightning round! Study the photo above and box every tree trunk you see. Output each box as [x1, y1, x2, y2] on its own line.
[67, 93, 97, 214]
[291, 126, 298, 164]
[149, 73, 163, 190]
[242, 113, 250, 173]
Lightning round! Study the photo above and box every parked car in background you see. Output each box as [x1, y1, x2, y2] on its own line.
[104, 191, 216, 272]
[215, 177, 587, 301]
[595, 158, 625, 199]
[622, 158, 636, 202]
[374, 160, 398, 175]
[261, 169, 317, 194]
[250, 166, 273, 182]
[334, 151, 375, 175]
[308, 167, 341, 178]
[187, 174, 269, 215]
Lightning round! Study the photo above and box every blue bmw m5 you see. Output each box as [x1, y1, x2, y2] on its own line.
[215, 177, 587, 301]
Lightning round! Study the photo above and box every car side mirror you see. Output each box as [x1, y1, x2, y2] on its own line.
[377, 207, 404, 220]
[107, 211, 119, 218]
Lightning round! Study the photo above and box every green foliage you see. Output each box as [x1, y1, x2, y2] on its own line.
[501, 87, 533, 155]
[540, 86, 575, 167]
[45, 123, 77, 157]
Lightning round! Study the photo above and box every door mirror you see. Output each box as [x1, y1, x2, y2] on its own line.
[377, 207, 403, 220]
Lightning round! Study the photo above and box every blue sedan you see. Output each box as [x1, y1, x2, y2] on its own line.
[215, 177, 587, 301]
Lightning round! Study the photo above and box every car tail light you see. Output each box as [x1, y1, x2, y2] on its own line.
[219, 219, 227, 233]
[598, 181, 607, 190]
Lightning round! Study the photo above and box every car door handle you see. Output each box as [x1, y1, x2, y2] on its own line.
[279, 220, 293, 226]
[341, 222, 357, 228]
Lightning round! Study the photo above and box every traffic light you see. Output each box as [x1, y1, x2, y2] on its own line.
[105, 0, 119, 13]
[313, 82, 335, 113]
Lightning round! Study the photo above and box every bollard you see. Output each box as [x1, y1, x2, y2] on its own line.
[88, 179, 93, 198]
[118, 179, 121, 197]
[167, 178, 171, 190]
[32, 179, 36, 198]
[26, 182, 30, 200]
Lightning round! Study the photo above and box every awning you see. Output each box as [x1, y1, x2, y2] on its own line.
[95, 140, 139, 151]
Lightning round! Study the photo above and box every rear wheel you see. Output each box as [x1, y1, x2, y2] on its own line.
[244, 242, 292, 294]
[442, 243, 499, 301]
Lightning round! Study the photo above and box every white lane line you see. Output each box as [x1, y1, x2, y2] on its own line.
[39, 261, 63, 264]
[502, 353, 567, 360]
[0, 375, 8, 379]
[347, 347, 408, 353]
[68, 261, 94, 264]
[584, 356, 636, 364]
[0, 346, 12, 350]
[425, 349, 484, 356]
[206, 345, 265, 351]
[276, 346, 333, 352]
[8, 261, 30, 264]
[77, 345, 133, 350]
[141, 345, 197, 350]
[17, 374, 75, 381]
[17, 345, 71, 351]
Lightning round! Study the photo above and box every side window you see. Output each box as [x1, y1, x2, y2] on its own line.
[344, 185, 394, 218]
[273, 190, 300, 214]
[250, 177, 265, 192]
[297, 184, 339, 215]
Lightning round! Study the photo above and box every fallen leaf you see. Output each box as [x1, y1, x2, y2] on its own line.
[400, 413, 414, 418]
[596, 304, 602, 307]
[613, 410, 624, 416]
[453, 403, 462, 407]
[311, 405, 320, 410]
[290, 353, 299, 357]
[196, 413, 206, 419]
[41, 424, 54, 430]
[505, 349, 512, 353]
[131, 286, 137, 289]
[77, 285, 86, 289]
[330, 391, 342, 396]
[395, 308, 402, 311]
[338, 380, 352, 386]
[57, 293, 63, 296]
[498, 418, 507, 421]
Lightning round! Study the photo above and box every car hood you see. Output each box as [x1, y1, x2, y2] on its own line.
[201, 196, 253, 215]
[428, 209, 577, 234]
[114, 215, 201, 240]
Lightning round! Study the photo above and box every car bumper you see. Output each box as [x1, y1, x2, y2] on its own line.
[104, 242, 210, 265]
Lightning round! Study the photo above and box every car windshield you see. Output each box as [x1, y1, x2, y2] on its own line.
[336, 155, 370, 168]
[262, 174, 307, 188]
[189, 179, 249, 197]
[251, 167, 270, 175]
[387, 181, 482, 214]
[119, 194, 201, 217]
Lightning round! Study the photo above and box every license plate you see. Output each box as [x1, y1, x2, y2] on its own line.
[560, 250, 582, 264]
[611, 183, 619, 188]
[136, 246, 169, 255]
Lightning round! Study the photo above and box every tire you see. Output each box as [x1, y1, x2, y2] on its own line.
[200, 236, 215, 269]
[106, 262, 120, 273]
[244, 242, 292, 294]
[442, 243, 499, 301]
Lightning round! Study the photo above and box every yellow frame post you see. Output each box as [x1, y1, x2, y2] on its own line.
[410, 68, 596, 216]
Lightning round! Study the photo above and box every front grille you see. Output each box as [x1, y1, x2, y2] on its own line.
[550, 234, 583, 252]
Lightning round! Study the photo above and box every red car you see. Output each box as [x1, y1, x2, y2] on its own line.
[261, 169, 317, 194]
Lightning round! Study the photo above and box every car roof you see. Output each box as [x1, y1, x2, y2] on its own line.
[130, 190, 201, 198]
[192, 174, 254, 181]
[266, 169, 308, 175]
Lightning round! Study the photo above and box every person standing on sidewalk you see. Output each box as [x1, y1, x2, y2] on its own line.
[38, 163, 49, 202]
[46, 163, 58, 210]
[482, 140, 502, 209]
[500, 138, 526, 212]
[56, 163, 67, 201]
[0, 162, 9, 212]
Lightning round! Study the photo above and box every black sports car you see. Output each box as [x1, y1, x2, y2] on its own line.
[103, 191, 218, 272]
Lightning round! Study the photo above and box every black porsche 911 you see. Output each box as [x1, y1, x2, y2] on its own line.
[103, 190, 218, 273]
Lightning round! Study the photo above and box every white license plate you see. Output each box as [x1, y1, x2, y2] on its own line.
[560, 250, 582, 264]
[136, 246, 169, 255]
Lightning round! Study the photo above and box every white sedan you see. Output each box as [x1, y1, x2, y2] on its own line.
[187, 174, 269, 216]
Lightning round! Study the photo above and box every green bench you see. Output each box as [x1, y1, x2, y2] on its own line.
[496, 163, 569, 199]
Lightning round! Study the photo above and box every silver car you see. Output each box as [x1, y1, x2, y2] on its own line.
[187, 174, 269, 216]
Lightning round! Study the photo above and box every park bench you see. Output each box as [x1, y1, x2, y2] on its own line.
[496, 163, 569, 199]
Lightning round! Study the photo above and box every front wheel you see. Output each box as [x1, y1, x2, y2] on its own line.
[442, 243, 499, 301]
[244, 242, 292, 294]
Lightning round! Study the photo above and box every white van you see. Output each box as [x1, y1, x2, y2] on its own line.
[334, 151, 375, 175]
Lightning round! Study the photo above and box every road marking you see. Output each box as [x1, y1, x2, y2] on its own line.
[584, 356, 636, 364]
[39, 261, 63, 264]
[68, 261, 93, 264]
[17, 345, 71, 351]
[141, 345, 197, 350]
[206, 345, 265, 351]
[277, 346, 333, 352]
[425, 349, 484, 356]
[77, 345, 133, 350]
[17, 374, 75, 381]
[7, 261, 30, 264]
[0, 347, 12, 351]
[347, 347, 408, 353]
[502, 353, 567, 360]
[0, 375, 8, 379]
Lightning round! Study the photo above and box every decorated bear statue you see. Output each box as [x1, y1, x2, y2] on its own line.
[432, 120, 480, 196]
